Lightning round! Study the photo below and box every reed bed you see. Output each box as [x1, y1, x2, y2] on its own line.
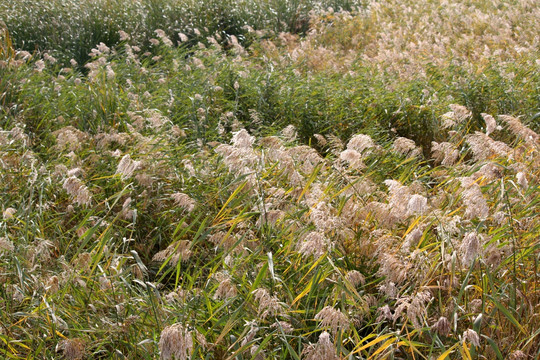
[0, 0, 539, 358]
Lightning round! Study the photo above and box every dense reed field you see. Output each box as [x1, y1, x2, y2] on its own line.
[1, 0, 539, 358]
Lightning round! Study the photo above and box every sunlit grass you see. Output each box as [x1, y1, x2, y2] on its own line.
[1, 2, 539, 359]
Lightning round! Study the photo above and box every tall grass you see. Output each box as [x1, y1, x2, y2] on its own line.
[1, 1, 539, 359]
[0, 0, 363, 66]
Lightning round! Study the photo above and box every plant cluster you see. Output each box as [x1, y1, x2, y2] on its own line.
[0, 0, 539, 359]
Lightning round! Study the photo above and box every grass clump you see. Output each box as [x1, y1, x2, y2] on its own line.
[0, 0, 539, 359]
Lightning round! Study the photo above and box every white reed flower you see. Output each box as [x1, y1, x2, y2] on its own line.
[459, 232, 481, 268]
[510, 350, 527, 360]
[441, 104, 472, 128]
[516, 172, 528, 189]
[466, 132, 512, 161]
[431, 141, 459, 166]
[53, 126, 87, 151]
[481, 113, 497, 136]
[213, 273, 237, 300]
[462, 329, 480, 347]
[270, 321, 294, 334]
[314, 134, 327, 146]
[347, 134, 375, 154]
[302, 331, 338, 360]
[231, 129, 255, 149]
[178, 32, 189, 42]
[253, 288, 284, 319]
[315, 306, 350, 335]
[431, 317, 451, 336]
[345, 270, 365, 287]
[499, 115, 539, 145]
[393, 137, 420, 157]
[407, 194, 428, 215]
[57, 338, 85, 360]
[297, 231, 330, 259]
[339, 149, 365, 169]
[3, 207, 16, 220]
[159, 324, 193, 360]
[171, 193, 196, 212]
[376, 305, 393, 322]
[63, 176, 92, 206]
[281, 125, 297, 142]
[402, 227, 423, 251]
[118, 30, 130, 41]
[459, 177, 489, 219]
[155, 29, 173, 47]
[406, 291, 432, 329]
[116, 154, 141, 179]
[34, 59, 45, 72]
[152, 240, 192, 265]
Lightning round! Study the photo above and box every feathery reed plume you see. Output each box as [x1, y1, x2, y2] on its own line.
[281, 125, 297, 142]
[57, 338, 85, 360]
[178, 32, 188, 42]
[271, 321, 294, 334]
[459, 177, 489, 219]
[3, 207, 16, 220]
[116, 154, 141, 179]
[339, 149, 365, 169]
[407, 194, 428, 215]
[431, 317, 451, 336]
[302, 331, 339, 360]
[384, 179, 412, 222]
[431, 141, 459, 166]
[509, 350, 527, 360]
[376, 305, 393, 322]
[118, 30, 130, 41]
[297, 231, 331, 259]
[378, 253, 410, 284]
[441, 104, 472, 128]
[462, 329, 480, 347]
[345, 270, 365, 287]
[315, 306, 350, 335]
[172, 192, 196, 212]
[53, 126, 87, 151]
[407, 291, 432, 329]
[402, 227, 423, 251]
[481, 113, 498, 136]
[516, 172, 528, 190]
[43, 53, 56, 64]
[459, 232, 481, 268]
[326, 134, 344, 156]
[215, 129, 259, 179]
[232, 129, 255, 148]
[159, 324, 193, 360]
[314, 134, 327, 146]
[155, 29, 173, 47]
[393, 137, 421, 157]
[34, 59, 45, 72]
[152, 240, 192, 265]
[213, 273, 237, 300]
[347, 134, 375, 154]
[67, 167, 83, 178]
[466, 132, 512, 161]
[239, 320, 258, 350]
[208, 230, 244, 252]
[253, 288, 284, 319]
[63, 176, 92, 206]
[498, 115, 539, 145]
